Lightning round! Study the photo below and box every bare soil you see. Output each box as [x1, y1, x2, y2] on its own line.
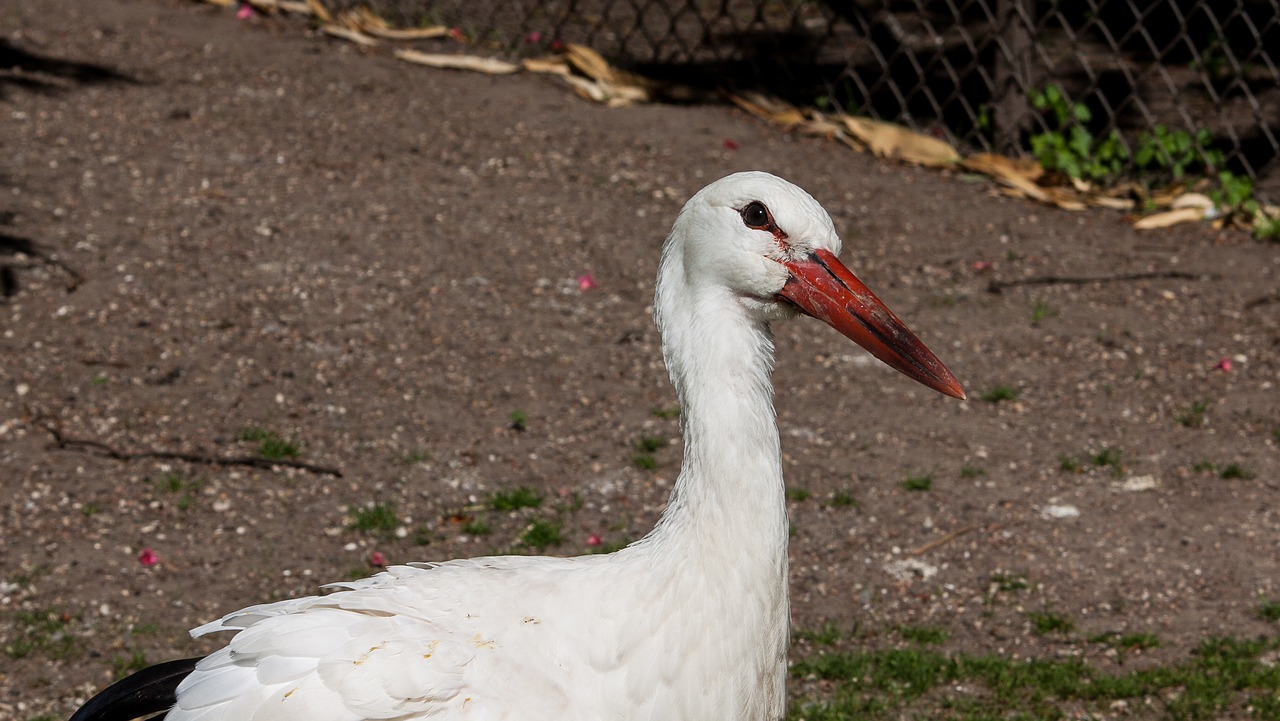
[1, 1, 1278, 719]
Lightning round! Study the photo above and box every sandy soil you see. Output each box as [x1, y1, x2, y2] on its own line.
[1, 1, 1277, 718]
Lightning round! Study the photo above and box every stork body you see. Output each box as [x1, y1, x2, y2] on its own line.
[69, 172, 963, 721]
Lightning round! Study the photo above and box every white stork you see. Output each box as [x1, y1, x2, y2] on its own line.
[70, 171, 964, 721]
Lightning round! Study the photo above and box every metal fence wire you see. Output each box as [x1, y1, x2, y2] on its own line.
[340, 0, 1280, 200]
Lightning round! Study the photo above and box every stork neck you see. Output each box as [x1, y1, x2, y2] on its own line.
[650, 284, 787, 549]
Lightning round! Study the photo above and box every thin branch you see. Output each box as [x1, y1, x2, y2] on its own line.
[987, 270, 1205, 294]
[35, 417, 343, 477]
[1244, 293, 1280, 311]
[907, 525, 978, 557]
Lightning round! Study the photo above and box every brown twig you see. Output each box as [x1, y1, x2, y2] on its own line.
[1244, 293, 1280, 311]
[907, 525, 977, 557]
[987, 270, 1205, 294]
[36, 417, 343, 477]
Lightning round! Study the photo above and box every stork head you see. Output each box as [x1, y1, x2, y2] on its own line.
[660, 171, 965, 400]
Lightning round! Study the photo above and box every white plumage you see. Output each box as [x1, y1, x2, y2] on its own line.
[72, 171, 964, 721]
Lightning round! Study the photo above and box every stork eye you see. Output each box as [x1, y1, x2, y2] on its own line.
[740, 201, 771, 230]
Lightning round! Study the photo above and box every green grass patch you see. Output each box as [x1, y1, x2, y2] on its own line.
[897, 625, 950, 644]
[238, 426, 300, 459]
[1220, 463, 1254, 480]
[489, 486, 543, 511]
[349, 502, 398, 535]
[990, 572, 1029, 593]
[789, 634, 1280, 721]
[461, 517, 491, 536]
[112, 649, 149, 679]
[786, 487, 812, 502]
[4, 608, 77, 660]
[829, 489, 858, 508]
[631, 453, 657, 470]
[1059, 454, 1082, 473]
[520, 518, 563, 550]
[509, 409, 528, 431]
[980, 385, 1020, 403]
[1258, 598, 1280, 622]
[959, 465, 985, 479]
[650, 406, 681, 419]
[1177, 400, 1209, 428]
[1029, 610, 1075, 635]
[902, 473, 933, 492]
[795, 621, 842, 646]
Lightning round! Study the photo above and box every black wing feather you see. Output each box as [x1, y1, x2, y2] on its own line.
[69, 656, 203, 721]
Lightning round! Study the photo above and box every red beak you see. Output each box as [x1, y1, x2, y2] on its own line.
[778, 248, 966, 400]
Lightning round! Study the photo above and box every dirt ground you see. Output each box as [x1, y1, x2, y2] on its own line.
[1, 1, 1278, 719]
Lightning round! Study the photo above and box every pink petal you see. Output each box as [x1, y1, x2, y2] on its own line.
[138, 548, 158, 567]
[970, 260, 992, 272]
[369, 551, 387, 567]
[1213, 358, 1233, 372]
[577, 273, 597, 291]
[235, 4, 254, 19]
[448, 27, 465, 41]
[550, 39, 565, 52]
[723, 139, 739, 151]
[586, 534, 603, 547]
[525, 31, 542, 43]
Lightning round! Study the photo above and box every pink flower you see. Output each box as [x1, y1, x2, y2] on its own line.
[235, 4, 254, 19]
[586, 534, 603, 547]
[448, 27, 465, 41]
[525, 31, 543, 43]
[550, 39, 565, 52]
[970, 260, 992, 272]
[1213, 357, 1233, 372]
[138, 548, 158, 567]
[723, 139, 739, 151]
[577, 273, 597, 291]
[369, 551, 387, 567]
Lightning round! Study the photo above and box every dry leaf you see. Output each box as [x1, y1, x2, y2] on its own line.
[204, 0, 235, 7]
[321, 24, 378, 47]
[305, 0, 331, 23]
[564, 44, 614, 83]
[962, 153, 1052, 203]
[1170, 192, 1215, 211]
[394, 50, 519, 74]
[522, 57, 571, 76]
[1133, 206, 1205, 230]
[840, 117, 959, 167]
[728, 92, 805, 126]
[364, 26, 448, 40]
[335, 6, 386, 31]
[1089, 196, 1136, 211]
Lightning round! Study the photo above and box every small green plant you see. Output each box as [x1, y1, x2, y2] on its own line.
[1059, 454, 1082, 473]
[959, 465, 985, 479]
[980, 385, 1020, 403]
[897, 625, 950, 644]
[81, 502, 101, 517]
[238, 426, 300, 459]
[829, 489, 858, 508]
[990, 572, 1029, 593]
[1258, 598, 1280, 621]
[461, 517, 491, 536]
[650, 406, 681, 420]
[1030, 299, 1057, 326]
[1029, 609, 1075, 635]
[112, 649, 149, 679]
[509, 409, 528, 432]
[1220, 463, 1254, 480]
[400, 449, 432, 464]
[350, 502, 399, 535]
[1192, 460, 1216, 473]
[795, 621, 842, 645]
[1177, 400, 1208, 428]
[4, 608, 77, 660]
[1090, 447, 1121, 468]
[489, 486, 543, 511]
[631, 453, 657, 470]
[91, 373, 109, 386]
[636, 436, 666, 453]
[786, 487, 812, 502]
[902, 473, 933, 492]
[521, 518, 563, 550]
[1029, 85, 1129, 183]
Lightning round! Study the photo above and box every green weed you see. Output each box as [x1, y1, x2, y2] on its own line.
[509, 409, 528, 432]
[1220, 463, 1254, 480]
[489, 486, 543, 511]
[1029, 610, 1075, 635]
[898, 625, 950, 644]
[786, 487, 812, 502]
[349, 502, 399, 535]
[650, 406, 681, 420]
[959, 465, 985, 479]
[521, 518, 563, 550]
[1030, 299, 1057, 326]
[902, 473, 933, 492]
[829, 489, 858, 508]
[1178, 400, 1209, 428]
[980, 386, 1020, 403]
[795, 621, 842, 646]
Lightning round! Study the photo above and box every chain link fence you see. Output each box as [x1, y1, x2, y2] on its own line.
[338, 0, 1279, 201]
